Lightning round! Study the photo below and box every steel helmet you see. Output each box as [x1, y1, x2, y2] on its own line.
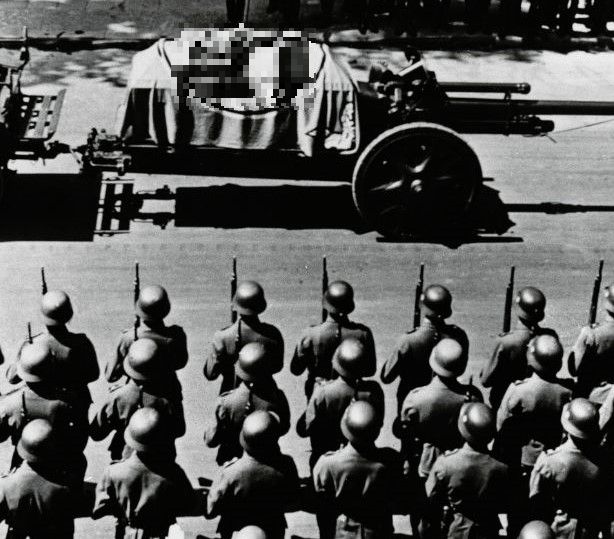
[516, 287, 546, 323]
[332, 338, 366, 379]
[233, 281, 267, 316]
[123, 338, 163, 382]
[518, 521, 554, 539]
[341, 401, 382, 445]
[41, 290, 73, 326]
[240, 411, 279, 454]
[527, 335, 563, 376]
[429, 338, 467, 378]
[235, 526, 269, 539]
[561, 398, 599, 440]
[458, 402, 495, 446]
[235, 342, 272, 383]
[421, 285, 452, 319]
[323, 281, 355, 315]
[18, 341, 54, 383]
[17, 419, 55, 464]
[124, 407, 172, 452]
[136, 285, 171, 322]
[605, 283, 614, 313]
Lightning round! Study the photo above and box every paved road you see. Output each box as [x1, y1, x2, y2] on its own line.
[0, 47, 613, 537]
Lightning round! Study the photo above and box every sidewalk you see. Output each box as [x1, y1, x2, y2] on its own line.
[0, 0, 613, 51]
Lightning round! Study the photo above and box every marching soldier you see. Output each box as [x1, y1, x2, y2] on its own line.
[92, 407, 196, 538]
[205, 280, 284, 395]
[382, 284, 469, 415]
[0, 419, 81, 538]
[481, 286, 558, 411]
[207, 410, 300, 539]
[529, 398, 612, 538]
[424, 403, 509, 539]
[0, 341, 89, 473]
[291, 280, 376, 401]
[400, 338, 483, 481]
[108, 285, 187, 392]
[9, 290, 99, 398]
[313, 401, 409, 539]
[205, 342, 290, 465]
[90, 338, 186, 461]
[518, 521, 555, 539]
[568, 282, 614, 397]
[297, 338, 385, 468]
[494, 334, 572, 537]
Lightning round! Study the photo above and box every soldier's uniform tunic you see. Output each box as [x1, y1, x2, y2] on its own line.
[568, 320, 614, 397]
[108, 323, 188, 396]
[0, 385, 89, 471]
[382, 318, 469, 413]
[204, 318, 284, 394]
[425, 445, 509, 539]
[480, 321, 558, 411]
[0, 461, 78, 538]
[313, 444, 406, 539]
[529, 438, 612, 539]
[207, 450, 300, 539]
[205, 380, 290, 465]
[401, 377, 483, 478]
[93, 452, 196, 539]
[589, 383, 614, 453]
[9, 330, 99, 400]
[495, 374, 573, 467]
[291, 318, 376, 400]
[302, 377, 385, 468]
[89, 379, 186, 461]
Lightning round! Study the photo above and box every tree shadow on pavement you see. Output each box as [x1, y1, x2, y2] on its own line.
[20, 49, 132, 88]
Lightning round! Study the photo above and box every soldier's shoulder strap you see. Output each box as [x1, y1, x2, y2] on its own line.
[443, 448, 459, 457]
[513, 378, 529, 386]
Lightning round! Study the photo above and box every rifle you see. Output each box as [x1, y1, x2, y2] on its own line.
[231, 257, 238, 324]
[27, 322, 33, 344]
[40, 267, 48, 295]
[133, 262, 140, 340]
[588, 260, 605, 326]
[321, 255, 329, 323]
[413, 263, 424, 329]
[502, 266, 516, 333]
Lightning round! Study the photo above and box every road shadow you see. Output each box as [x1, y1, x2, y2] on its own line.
[3, 172, 614, 244]
[0, 172, 100, 241]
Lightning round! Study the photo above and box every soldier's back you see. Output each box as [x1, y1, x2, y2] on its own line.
[0, 461, 75, 538]
[531, 440, 609, 523]
[205, 319, 284, 393]
[384, 321, 468, 410]
[313, 444, 402, 531]
[427, 446, 508, 537]
[496, 376, 571, 466]
[100, 452, 194, 533]
[0, 386, 89, 451]
[208, 451, 299, 537]
[292, 319, 375, 381]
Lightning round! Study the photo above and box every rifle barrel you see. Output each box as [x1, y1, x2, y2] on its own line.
[589, 259, 605, 325]
[413, 263, 425, 329]
[41, 267, 47, 295]
[502, 265, 516, 333]
[321, 256, 329, 323]
[231, 257, 237, 323]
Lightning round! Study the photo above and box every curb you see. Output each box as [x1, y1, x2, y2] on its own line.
[0, 32, 612, 52]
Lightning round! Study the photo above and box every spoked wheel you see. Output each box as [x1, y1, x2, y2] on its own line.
[352, 123, 483, 238]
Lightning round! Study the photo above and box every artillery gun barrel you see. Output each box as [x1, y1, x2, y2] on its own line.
[449, 97, 614, 116]
[440, 82, 531, 94]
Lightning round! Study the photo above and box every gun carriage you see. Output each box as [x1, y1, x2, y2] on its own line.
[2, 32, 614, 239]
